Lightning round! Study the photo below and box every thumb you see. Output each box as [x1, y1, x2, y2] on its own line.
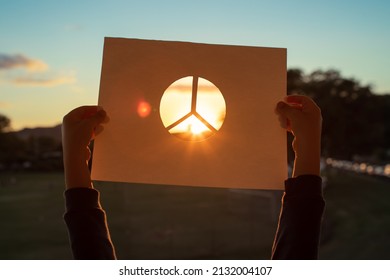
[85, 109, 107, 128]
[276, 101, 300, 121]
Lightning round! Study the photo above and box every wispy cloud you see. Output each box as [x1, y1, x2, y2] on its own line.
[11, 74, 76, 87]
[171, 84, 221, 93]
[64, 24, 83, 32]
[0, 54, 48, 72]
[0, 53, 76, 87]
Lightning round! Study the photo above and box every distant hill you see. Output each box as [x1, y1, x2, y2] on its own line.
[11, 124, 62, 143]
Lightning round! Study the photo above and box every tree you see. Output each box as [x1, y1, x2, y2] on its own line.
[0, 114, 28, 168]
[287, 69, 389, 162]
[0, 114, 11, 133]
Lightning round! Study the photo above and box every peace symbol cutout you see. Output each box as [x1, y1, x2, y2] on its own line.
[160, 76, 226, 141]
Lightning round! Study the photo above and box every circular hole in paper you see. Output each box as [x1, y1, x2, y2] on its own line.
[160, 76, 226, 141]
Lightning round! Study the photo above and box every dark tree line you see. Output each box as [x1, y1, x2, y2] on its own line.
[0, 68, 389, 171]
[0, 116, 63, 171]
[288, 69, 389, 163]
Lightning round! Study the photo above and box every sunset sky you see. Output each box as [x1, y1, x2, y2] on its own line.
[1, 0, 389, 130]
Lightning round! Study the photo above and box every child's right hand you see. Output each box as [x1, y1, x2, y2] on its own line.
[275, 95, 322, 177]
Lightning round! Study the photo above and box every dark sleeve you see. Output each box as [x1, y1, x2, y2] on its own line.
[271, 175, 325, 260]
[63, 188, 116, 260]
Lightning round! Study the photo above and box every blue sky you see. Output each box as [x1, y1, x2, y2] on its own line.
[1, 0, 389, 130]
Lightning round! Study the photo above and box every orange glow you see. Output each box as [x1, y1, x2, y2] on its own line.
[137, 101, 151, 118]
[188, 116, 207, 135]
[160, 76, 226, 141]
[170, 114, 210, 136]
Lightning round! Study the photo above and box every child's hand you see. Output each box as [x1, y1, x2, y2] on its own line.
[62, 106, 109, 161]
[62, 106, 109, 189]
[275, 95, 322, 177]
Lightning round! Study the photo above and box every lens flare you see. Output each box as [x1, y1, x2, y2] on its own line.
[137, 101, 151, 118]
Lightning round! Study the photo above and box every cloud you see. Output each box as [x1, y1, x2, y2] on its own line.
[11, 74, 76, 87]
[0, 53, 48, 72]
[0, 53, 76, 88]
[64, 24, 83, 31]
[171, 84, 221, 93]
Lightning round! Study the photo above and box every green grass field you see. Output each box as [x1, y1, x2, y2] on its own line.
[0, 170, 389, 259]
[320, 170, 390, 259]
[0, 172, 71, 259]
[0, 172, 281, 259]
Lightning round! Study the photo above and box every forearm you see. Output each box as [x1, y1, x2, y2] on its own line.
[292, 138, 321, 177]
[271, 175, 325, 260]
[63, 148, 93, 189]
[64, 188, 116, 259]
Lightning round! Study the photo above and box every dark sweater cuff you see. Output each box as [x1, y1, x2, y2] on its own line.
[285, 175, 323, 196]
[64, 188, 101, 211]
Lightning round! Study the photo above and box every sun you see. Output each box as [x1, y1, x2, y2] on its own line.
[169, 114, 210, 136]
[187, 115, 208, 135]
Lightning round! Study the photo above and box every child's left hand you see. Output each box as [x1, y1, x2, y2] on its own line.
[62, 106, 109, 162]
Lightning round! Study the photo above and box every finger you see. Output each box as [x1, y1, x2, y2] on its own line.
[284, 119, 293, 132]
[285, 95, 318, 112]
[277, 114, 288, 129]
[93, 124, 105, 138]
[64, 105, 101, 122]
[285, 94, 309, 104]
[81, 106, 104, 120]
[85, 109, 108, 128]
[101, 112, 110, 124]
[276, 101, 301, 121]
[86, 146, 92, 161]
